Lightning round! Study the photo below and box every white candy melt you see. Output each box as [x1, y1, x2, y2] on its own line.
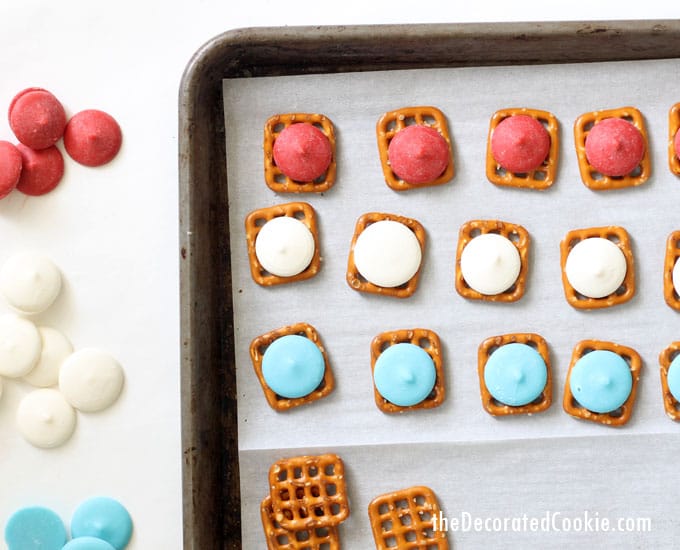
[353, 220, 422, 288]
[460, 233, 521, 295]
[565, 237, 627, 298]
[17, 388, 76, 448]
[0, 252, 62, 314]
[59, 348, 124, 412]
[673, 257, 680, 297]
[255, 216, 315, 277]
[0, 314, 42, 378]
[23, 327, 73, 388]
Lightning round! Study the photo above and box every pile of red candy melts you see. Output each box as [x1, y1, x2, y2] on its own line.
[0, 88, 122, 199]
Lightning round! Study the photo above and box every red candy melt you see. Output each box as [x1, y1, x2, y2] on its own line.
[272, 122, 331, 182]
[0, 141, 22, 198]
[9, 88, 66, 150]
[387, 125, 449, 184]
[15, 144, 64, 196]
[585, 117, 645, 177]
[64, 110, 122, 167]
[491, 115, 550, 173]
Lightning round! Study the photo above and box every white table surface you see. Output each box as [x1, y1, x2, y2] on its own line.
[0, 1, 676, 549]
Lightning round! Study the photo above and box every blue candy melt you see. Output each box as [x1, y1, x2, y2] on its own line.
[484, 343, 547, 407]
[70, 497, 132, 550]
[62, 537, 116, 550]
[569, 350, 632, 414]
[373, 343, 436, 407]
[4, 506, 66, 550]
[668, 355, 680, 402]
[262, 334, 325, 399]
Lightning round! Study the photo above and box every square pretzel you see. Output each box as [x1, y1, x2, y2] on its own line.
[659, 342, 680, 421]
[260, 495, 340, 550]
[669, 103, 680, 176]
[454, 219, 530, 302]
[245, 202, 321, 286]
[264, 113, 336, 193]
[368, 486, 448, 550]
[573, 106, 650, 190]
[268, 454, 349, 532]
[559, 226, 635, 309]
[477, 333, 552, 416]
[346, 212, 426, 299]
[563, 339, 642, 427]
[370, 328, 445, 413]
[486, 108, 559, 190]
[663, 231, 680, 311]
[250, 323, 334, 412]
[376, 106, 454, 191]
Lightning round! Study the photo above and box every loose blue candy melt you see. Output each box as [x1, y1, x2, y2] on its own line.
[70, 497, 132, 550]
[4, 506, 66, 550]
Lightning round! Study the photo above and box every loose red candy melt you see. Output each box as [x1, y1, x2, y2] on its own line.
[64, 110, 122, 167]
[491, 115, 550, 173]
[387, 125, 449, 184]
[0, 141, 22, 198]
[585, 117, 645, 177]
[15, 144, 64, 196]
[9, 88, 66, 150]
[272, 122, 332, 182]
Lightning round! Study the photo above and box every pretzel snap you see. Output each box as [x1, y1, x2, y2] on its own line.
[486, 108, 559, 189]
[370, 328, 445, 413]
[250, 323, 334, 412]
[368, 486, 449, 550]
[478, 333, 552, 416]
[245, 202, 321, 286]
[573, 106, 650, 190]
[264, 113, 336, 193]
[260, 495, 340, 550]
[454, 219, 530, 302]
[268, 454, 349, 532]
[659, 342, 680, 421]
[669, 103, 680, 176]
[563, 339, 642, 427]
[346, 212, 426, 298]
[559, 226, 634, 310]
[376, 106, 454, 191]
[663, 231, 680, 311]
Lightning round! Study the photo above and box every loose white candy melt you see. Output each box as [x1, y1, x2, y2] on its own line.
[17, 389, 76, 448]
[0, 253, 62, 314]
[353, 220, 422, 288]
[59, 348, 124, 412]
[0, 314, 42, 378]
[565, 237, 627, 298]
[255, 216, 315, 277]
[23, 327, 74, 388]
[460, 233, 521, 295]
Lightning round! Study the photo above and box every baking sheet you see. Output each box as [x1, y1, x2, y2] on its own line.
[224, 59, 680, 547]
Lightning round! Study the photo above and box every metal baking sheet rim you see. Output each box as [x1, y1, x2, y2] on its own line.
[178, 20, 680, 550]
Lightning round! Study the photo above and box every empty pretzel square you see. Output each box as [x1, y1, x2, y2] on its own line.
[477, 333, 552, 416]
[669, 103, 680, 176]
[563, 339, 642, 427]
[245, 202, 321, 286]
[559, 226, 634, 309]
[264, 113, 336, 193]
[370, 328, 445, 413]
[485, 108, 559, 189]
[346, 212, 426, 299]
[663, 231, 680, 311]
[250, 323, 334, 412]
[368, 486, 448, 550]
[455, 219, 530, 302]
[260, 495, 340, 550]
[376, 106, 454, 191]
[659, 342, 680, 421]
[269, 454, 349, 532]
[573, 106, 650, 190]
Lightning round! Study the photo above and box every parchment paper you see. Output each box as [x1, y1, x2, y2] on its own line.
[224, 59, 680, 548]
